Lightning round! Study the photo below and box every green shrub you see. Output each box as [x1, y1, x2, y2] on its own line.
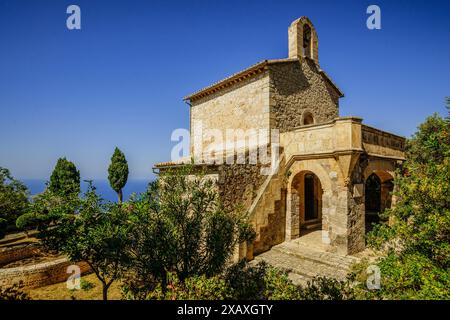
[298, 277, 355, 300]
[48, 158, 80, 197]
[224, 260, 302, 300]
[124, 165, 255, 295]
[262, 264, 302, 300]
[0, 282, 30, 300]
[80, 278, 96, 291]
[138, 273, 231, 300]
[354, 110, 450, 300]
[124, 260, 358, 300]
[0, 167, 29, 238]
[371, 253, 448, 300]
[224, 260, 268, 299]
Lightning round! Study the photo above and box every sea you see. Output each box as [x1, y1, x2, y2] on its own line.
[22, 179, 153, 202]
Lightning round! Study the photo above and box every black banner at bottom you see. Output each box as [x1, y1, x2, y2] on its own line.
[2, 300, 447, 319]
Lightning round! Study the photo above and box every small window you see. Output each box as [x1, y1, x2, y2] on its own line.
[303, 112, 314, 125]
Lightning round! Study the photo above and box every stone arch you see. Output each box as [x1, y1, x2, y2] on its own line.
[287, 160, 333, 193]
[363, 159, 395, 183]
[286, 160, 333, 243]
[363, 159, 396, 234]
[288, 16, 319, 64]
[302, 23, 312, 59]
[301, 109, 315, 125]
[291, 171, 323, 227]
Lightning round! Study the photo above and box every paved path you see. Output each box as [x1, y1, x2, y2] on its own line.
[253, 231, 360, 286]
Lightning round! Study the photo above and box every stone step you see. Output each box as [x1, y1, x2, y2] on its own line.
[273, 241, 359, 269]
[259, 176, 282, 212]
[303, 222, 322, 230]
[253, 242, 360, 285]
[287, 272, 310, 287]
[252, 166, 284, 251]
[253, 249, 349, 284]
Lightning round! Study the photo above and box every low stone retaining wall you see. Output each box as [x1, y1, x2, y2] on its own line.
[0, 231, 39, 246]
[0, 243, 41, 267]
[0, 258, 91, 289]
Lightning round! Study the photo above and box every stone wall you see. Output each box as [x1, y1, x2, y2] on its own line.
[190, 71, 271, 155]
[280, 117, 363, 162]
[253, 188, 287, 254]
[362, 125, 405, 159]
[269, 60, 339, 132]
[0, 243, 40, 267]
[216, 162, 266, 212]
[158, 160, 266, 220]
[0, 257, 91, 289]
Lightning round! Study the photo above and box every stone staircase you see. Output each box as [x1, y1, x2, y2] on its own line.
[253, 232, 360, 286]
[249, 153, 287, 254]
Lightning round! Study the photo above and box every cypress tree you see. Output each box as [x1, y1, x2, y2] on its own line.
[108, 147, 129, 203]
[48, 158, 80, 197]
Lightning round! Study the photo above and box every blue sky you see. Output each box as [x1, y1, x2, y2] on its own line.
[0, 0, 449, 179]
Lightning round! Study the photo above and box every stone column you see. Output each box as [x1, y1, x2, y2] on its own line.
[380, 181, 394, 212]
[285, 192, 300, 240]
[345, 158, 367, 255]
[320, 190, 331, 245]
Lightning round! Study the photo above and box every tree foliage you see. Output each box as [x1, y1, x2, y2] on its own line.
[123, 165, 255, 298]
[16, 186, 79, 234]
[223, 260, 301, 300]
[42, 183, 132, 300]
[137, 272, 232, 300]
[125, 259, 355, 300]
[108, 147, 129, 203]
[48, 157, 80, 197]
[16, 158, 80, 232]
[361, 110, 450, 299]
[0, 167, 29, 238]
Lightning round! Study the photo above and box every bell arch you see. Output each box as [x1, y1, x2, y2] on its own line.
[288, 16, 319, 64]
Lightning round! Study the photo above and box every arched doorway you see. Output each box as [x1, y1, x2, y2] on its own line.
[364, 172, 394, 233]
[291, 171, 323, 235]
[365, 173, 381, 233]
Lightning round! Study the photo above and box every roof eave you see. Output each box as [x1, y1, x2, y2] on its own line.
[183, 60, 270, 102]
[184, 57, 344, 102]
[318, 69, 344, 98]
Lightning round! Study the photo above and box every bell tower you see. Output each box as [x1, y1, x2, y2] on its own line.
[288, 16, 319, 65]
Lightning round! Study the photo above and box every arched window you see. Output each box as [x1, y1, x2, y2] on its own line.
[302, 112, 314, 125]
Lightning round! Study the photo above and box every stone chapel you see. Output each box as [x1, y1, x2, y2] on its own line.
[156, 16, 405, 261]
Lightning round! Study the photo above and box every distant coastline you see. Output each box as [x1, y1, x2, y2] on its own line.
[22, 179, 152, 202]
